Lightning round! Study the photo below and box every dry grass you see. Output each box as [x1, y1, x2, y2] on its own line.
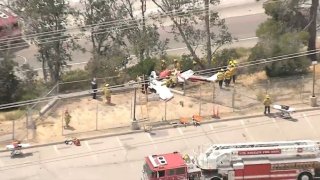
[237, 71, 268, 87]
[0, 110, 25, 121]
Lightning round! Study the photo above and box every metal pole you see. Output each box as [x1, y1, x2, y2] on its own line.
[96, 103, 98, 130]
[232, 85, 236, 112]
[199, 84, 202, 115]
[57, 81, 60, 95]
[312, 64, 316, 97]
[12, 119, 15, 140]
[164, 101, 167, 121]
[133, 88, 137, 121]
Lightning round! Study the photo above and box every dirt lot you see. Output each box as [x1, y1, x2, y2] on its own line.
[1, 67, 320, 145]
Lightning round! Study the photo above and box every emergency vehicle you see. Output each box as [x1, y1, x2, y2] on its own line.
[0, 5, 21, 42]
[142, 140, 320, 180]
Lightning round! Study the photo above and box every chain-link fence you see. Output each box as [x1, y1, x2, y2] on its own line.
[3, 72, 318, 144]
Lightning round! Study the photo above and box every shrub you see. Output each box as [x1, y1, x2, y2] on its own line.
[60, 70, 90, 92]
[126, 58, 156, 78]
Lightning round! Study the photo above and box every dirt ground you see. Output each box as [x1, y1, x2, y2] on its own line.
[0, 66, 320, 145]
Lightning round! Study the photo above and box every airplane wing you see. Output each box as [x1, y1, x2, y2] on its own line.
[149, 79, 173, 100]
[178, 70, 195, 82]
[187, 73, 218, 82]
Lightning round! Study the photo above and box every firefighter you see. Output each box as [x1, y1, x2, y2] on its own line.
[228, 59, 238, 67]
[224, 69, 232, 87]
[216, 69, 225, 89]
[263, 94, 272, 115]
[192, 60, 199, 71]
[103, 83, 111, 104]
[91, 77, 98, 99]
[166, 70, 178, 88]
[173, 59, 181, 71]
[228, 64, 237, 84]
[160, 59, 167, 71]
[64, 109, 71, 128]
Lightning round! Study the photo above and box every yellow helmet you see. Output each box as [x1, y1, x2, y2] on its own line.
[173, 59, 178, 62]
[193, 61, 197, 64]
[266, 95, 270, 99]
[161, 59, 165, 63]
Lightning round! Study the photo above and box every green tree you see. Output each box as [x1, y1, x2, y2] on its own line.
[249, 0, 311, 77]
[0, 53, 20, 105]
[151, 0, 232, 68]
[120, 0, 169, 61]
[12, 0, 80, 83]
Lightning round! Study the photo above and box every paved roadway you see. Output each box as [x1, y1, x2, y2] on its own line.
[1, 109, 320, 180]
[13, 1, 267, 71]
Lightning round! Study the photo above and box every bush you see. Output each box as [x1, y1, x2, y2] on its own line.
[212, 48, 242, 67]
[3, 110, 24, 121]
[126, 58, 156, 78]
[60, 70, 90, 92]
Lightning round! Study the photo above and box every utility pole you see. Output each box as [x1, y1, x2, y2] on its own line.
[131, 88, 140, 130]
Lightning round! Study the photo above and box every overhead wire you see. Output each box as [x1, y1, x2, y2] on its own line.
[0, 4, 212, 45]
[0, 6, 212, 51]
[1, 49, 319, 110]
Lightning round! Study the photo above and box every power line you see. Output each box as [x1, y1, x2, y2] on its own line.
[1, 49, 319, 110]
[0, 6, 213, 51]
[0, 4, 211, 44]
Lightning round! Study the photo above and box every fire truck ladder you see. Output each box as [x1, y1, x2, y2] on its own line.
[205, 140, 320, 157]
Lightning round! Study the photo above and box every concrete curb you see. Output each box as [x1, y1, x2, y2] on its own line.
[1, 106, 319, 153]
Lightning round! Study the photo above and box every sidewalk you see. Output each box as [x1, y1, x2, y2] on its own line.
[1, 101, 319, 152]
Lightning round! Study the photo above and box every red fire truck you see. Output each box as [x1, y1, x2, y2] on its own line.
[142, 140, 320, 180]
[0, 5, 21, 42]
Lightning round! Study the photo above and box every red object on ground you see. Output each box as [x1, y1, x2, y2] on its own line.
[159, 70, 171, 79]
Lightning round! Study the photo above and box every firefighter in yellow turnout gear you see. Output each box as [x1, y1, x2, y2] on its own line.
[263, 95, 272, 115]
[224, 69, 232, 87]
[173, 59, 181, 71]
[216, 69, 225, 89]
[229, 63, 237, 84]
[103, 83, 111, 104]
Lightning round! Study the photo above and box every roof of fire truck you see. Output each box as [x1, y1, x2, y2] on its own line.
[145, 152, 186, 171]
[0, 5, 18, 27]
[204, 140, 319, 155]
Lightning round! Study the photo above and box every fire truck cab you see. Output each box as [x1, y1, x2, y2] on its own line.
[142, 152, 201, 180]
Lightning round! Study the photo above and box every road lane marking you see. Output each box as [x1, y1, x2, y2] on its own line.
[177, 128, 184, 135]
[85, 141, 92, 151]
[240, 120, 255, 141]
[272, 117, 288, 141]
[147, 133, 158, 150]
[85, 141, 98, 162]
[209, 124, 214, 130]
[53, 145, 60, 155]
[116, 137, 127, 157]
[303, 113, 319, 138]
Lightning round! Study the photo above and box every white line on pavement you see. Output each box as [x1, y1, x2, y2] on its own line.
[271, 117, 288, 141]
[116, 137, 127, 156]
[147, 133, 158, 150]
[303, 113, 319, 138]
[177, 128, 184, 135]
[240, 120, 255, 141]
[85, 141, 92, 151]
[53, 145, 60, 155]
[209, 124, 214, 130]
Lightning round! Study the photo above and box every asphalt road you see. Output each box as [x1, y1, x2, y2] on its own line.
[1, 109, 320, 180]
[13, 2, 267, 71]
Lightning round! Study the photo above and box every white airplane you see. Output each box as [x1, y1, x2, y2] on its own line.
[149, 71, 174, 101]
[149, 70, 219, 101]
